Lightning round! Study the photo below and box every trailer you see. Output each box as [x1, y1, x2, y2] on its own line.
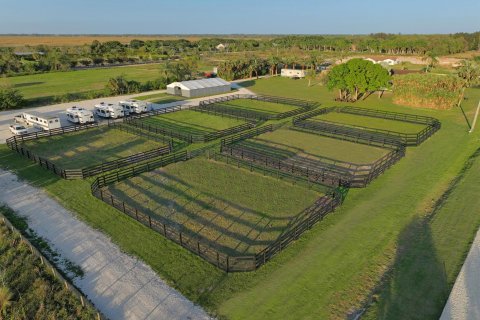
[66, 106, 95, 124]
[14, 111, 61, 131]
[93, 102, 125, 118]
[118, 99, 149, 114]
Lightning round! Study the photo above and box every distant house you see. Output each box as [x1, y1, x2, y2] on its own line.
[364, 57, 399, 66]
[216, 43, 227, 50]
[280, 69, 306, 78]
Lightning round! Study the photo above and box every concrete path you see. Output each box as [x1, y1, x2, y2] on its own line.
[0, 83, 256, 143]
[440, 228, 480, 320]
[0, 169, 212, 320]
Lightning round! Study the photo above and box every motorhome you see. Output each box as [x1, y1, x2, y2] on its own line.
[118, 99, 149, 114]
[66, 106, 95, 124]
[93, 102, 125, 118]
[14, 111, 61, 131]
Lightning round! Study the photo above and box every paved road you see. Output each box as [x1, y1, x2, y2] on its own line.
[440, 228, 480, 320]
[0, 169, 213, 320]
[0, 82, 255, 143]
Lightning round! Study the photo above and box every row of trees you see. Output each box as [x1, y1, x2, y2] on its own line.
[1, 32, 479, 76]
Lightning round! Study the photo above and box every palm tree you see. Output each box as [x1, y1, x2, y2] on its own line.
[0, 286, 12, 318]
[423, 51, 438, 72]
[457, 60, 480, 88]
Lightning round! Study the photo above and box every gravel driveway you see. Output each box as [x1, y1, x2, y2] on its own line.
[0, 169, 213, 320]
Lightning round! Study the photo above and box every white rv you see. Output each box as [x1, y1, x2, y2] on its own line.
[66, 106, 95, 124]
[94, 102, 125, 119]
[14, 111, 61, 131]
[118, 99, 149, 114]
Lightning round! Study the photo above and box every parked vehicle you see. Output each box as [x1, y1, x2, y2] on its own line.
[118, 99, 149, 114]
[93, 103, 125, 118]
[66, 106, 95, 124]
[9, 124, 28, 135]
[14, 112, 61, 131]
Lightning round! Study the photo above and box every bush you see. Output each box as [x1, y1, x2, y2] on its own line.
[393, 73, 463, 110]
[0, 86, 24, 110]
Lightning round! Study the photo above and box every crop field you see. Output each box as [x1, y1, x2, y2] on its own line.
[21, 126, 165, 168]
[237, 127, 389, 164]
[140, 110, 247, 135]
[219, 99, 299, 115]
[104, 157, 325, 255]
[312, 111, 428, 133]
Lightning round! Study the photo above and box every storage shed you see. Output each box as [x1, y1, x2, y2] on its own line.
[166, 78, 231, 98]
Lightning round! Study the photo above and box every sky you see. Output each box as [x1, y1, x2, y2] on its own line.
[0, 0, 479, 35]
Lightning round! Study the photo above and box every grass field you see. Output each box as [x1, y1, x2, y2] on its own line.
[312, 111, 428, 133]
[22, 126, 164, 168]
[2, 76, 480, 319]
[140, 110, 246, 135]
[106, 158, 323, 255]
[0, 63, 165, 100]
[240, 127, 389, 164]
[220, 99, 299, 115]
[135, 92, 185, 104]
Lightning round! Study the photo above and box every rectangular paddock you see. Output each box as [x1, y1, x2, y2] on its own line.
[293, 106, 440, 146]
[90, 152, 342, 272]
[6, 123, 173, 179]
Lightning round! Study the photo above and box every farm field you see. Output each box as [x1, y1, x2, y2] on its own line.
[239, 127, 389, 164]
[312, 111, 428, 133]
[105, 157, 324, 255]
[0, 63, 165, 101]
[220, 99, 299, 115]
[22, 126, 164, 168]
[1, 75, 480, 320]
[141, 110, 247, 135]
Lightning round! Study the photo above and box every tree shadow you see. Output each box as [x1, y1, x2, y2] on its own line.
[237, 80, 257, 88]
[363, 217, 448, 320]
[14, 82, 44, 88]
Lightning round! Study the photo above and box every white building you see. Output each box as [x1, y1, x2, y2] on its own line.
[216, 43, 227, 50]
[166, 78, 231, 98]
[280, 69, 306, 78]
[364, 58, 399, 66]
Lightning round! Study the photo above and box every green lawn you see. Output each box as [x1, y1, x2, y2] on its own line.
[243, 127, 389, 164]
[221, 99, 299, 115]
[22, 126, 164, 168]
[135, 92, 186, 104]
[2, 76, 480, 319]
[313, 111, 428, 133]
[0, 63, 165, 100]
[106, 157, 322, 255]
[140, 110, 246, 135]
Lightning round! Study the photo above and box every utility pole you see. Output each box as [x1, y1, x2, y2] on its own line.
[469, 100, 480, 133]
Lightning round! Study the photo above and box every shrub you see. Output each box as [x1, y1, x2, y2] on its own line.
[0, 86, 24, 110]
[393, 73, 463, 110]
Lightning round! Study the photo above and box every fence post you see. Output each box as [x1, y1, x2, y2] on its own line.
[149, 216, 152, 228]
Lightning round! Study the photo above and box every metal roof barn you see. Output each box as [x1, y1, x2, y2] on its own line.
[166, 78, 231, 98]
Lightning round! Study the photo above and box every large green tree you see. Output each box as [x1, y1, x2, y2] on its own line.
[327, 58, 391, 102]
[0, 86, 24, 111]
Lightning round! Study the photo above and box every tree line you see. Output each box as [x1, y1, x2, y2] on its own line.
[1, 32, 478, 76]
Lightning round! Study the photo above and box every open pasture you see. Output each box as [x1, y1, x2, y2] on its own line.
[218, 99, 299, 115]
[103, 157, 327, 256]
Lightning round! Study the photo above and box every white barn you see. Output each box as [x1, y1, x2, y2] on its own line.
[166, 78, 231, 98]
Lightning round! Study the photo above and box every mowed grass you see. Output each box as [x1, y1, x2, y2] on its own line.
[135, 92, 186, 104]
[243, 127, 389, 164]
[221, 99, 299, 115]
[2, 76, 480, 320]
[313, 111, 428, 133]
[0, 63, 165, 100]
[141, 110, 246, 135]
[106, 158, 322, 255]
[22, 127, 163, 168]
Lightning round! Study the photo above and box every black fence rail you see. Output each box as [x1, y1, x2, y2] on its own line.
[221, 124, 275, 146]
[293, 106, 441, 146]
[6, 123, 172, 179]
[90, 150, 342, 272]
[124, 102, 256, 143]
[195, 94, 317, 121]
